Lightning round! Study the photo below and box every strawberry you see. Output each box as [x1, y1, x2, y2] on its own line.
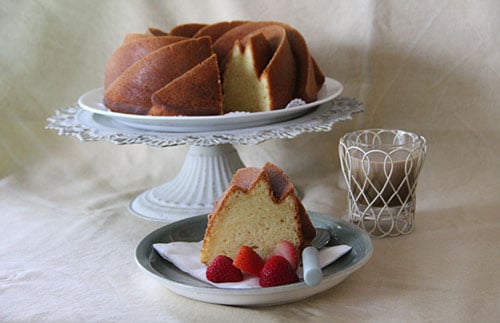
[206, 255, 243, 283]
[259, 255, 299, 287]
[273, 240, 299, 269]
[233, 245, 265, 276]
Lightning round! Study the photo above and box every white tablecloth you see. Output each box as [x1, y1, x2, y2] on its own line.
[1, 0, 499, 321]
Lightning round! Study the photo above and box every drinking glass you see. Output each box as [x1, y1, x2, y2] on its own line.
[339, 129, 427, 237]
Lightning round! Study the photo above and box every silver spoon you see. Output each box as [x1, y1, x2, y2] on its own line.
[302, 228, 331, 286]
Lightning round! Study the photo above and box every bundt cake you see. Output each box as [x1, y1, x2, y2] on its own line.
[200, 162, 316, 265]
[103, 20, 325, 116]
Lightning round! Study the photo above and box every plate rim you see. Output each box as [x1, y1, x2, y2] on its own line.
[135, 211, 373, 304]
[78, 77, 343, 122]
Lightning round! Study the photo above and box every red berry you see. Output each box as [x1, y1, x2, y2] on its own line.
[206, 255, 243, 283]
[273, 240, 299, 269]
[259, 255, 299, 287]
[233, 245, 265, 277]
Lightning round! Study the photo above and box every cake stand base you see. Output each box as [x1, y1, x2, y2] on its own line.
[129, 144, 245, 222]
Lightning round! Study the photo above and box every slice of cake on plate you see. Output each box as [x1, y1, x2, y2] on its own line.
[200, 162, 316, 265]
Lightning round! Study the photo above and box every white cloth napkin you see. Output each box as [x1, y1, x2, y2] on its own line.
[153, 241, 352, 289]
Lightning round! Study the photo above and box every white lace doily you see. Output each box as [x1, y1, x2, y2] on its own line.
[46, 96, 363, 147]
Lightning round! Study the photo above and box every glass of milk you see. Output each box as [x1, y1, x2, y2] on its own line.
[339, 129, 427, 238]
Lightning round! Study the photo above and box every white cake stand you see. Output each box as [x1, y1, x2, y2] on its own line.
[47, 93, 362, 222]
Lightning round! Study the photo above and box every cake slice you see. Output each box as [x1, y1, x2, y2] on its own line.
[200, 162, 316, 265]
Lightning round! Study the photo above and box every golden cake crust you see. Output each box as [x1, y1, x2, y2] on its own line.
[104, 35, 186, 89]
[149, 54, 223, 116]
[104, 36, 214, 115]
[193, 20, 248, 42]
[170, 23, 207, 37]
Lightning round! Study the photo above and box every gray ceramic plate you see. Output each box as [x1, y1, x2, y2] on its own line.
[135, 211, 373, 306]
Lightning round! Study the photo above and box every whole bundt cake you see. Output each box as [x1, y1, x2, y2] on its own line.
[200, 162, 316, 265]
[103, 21, 325, 116]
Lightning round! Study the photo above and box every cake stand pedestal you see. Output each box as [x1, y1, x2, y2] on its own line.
[47, 96, 363, 222]
[129, 144, 244, 221]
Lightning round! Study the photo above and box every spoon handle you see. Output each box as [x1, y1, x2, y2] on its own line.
[302, 246, 322, 286]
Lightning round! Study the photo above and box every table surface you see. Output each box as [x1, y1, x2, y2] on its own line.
[1, 1, 499, 322]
